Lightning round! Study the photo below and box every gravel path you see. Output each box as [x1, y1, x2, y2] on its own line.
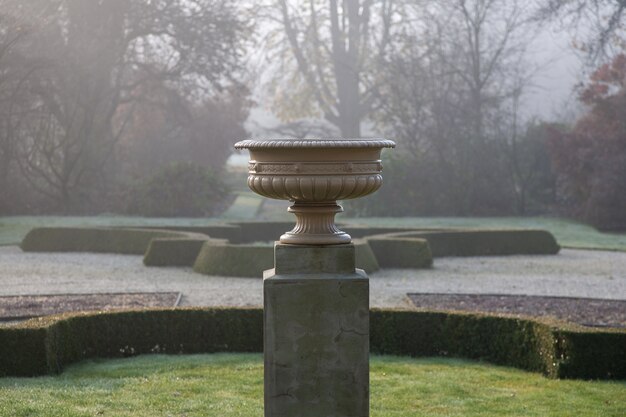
[1, 246, 625, 309]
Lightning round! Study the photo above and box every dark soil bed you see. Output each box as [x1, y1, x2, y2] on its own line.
[0, 292, 181, 321]
[407, 293, 626, 328]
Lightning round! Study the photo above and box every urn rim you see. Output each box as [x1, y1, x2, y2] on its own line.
[234, 138, 396, 150]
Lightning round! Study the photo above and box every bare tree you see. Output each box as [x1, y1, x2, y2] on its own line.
[0, 7, 43, 212]
[535, 0, 626, 60]
[117, 82, 251, 182]
[262, 0, 403, 137]
[376, 0, 539, 215]
[13, 0, 246, 212]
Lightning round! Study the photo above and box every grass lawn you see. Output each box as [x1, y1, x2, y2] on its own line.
[0, 354, 623, 417]
[220, 192, 264, 220]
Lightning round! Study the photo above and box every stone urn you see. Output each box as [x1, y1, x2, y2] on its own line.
[234, 138, 395, 245]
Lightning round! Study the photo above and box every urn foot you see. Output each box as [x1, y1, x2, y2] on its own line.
[279, 201, 351, 245]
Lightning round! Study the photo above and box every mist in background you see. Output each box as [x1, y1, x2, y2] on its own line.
[0, 0, 624, 229]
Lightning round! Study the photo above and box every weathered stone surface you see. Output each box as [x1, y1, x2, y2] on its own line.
[273, 243, 357, 275]
[264, 243, 369, 417]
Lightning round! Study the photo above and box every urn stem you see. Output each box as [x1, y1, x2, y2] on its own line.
[280, 201, 351, 245]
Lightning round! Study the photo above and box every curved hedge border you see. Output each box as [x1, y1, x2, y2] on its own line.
[143, 238, 214, 267]
[386, 229, 560, 257]
[0, 308, 623, 380]
[20, 227, 209, 255]
[366, 236, 432, 268]
[193, 243, 274, 277]
[191, 239, 380, 277]
[19, 224, 561, 277]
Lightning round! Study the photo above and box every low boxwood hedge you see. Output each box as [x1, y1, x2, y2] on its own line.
[143, 238, 212, 267]
[193, 242, 275, 277]
[235, 222, 295, 243]
[387, 229, 560, 257]
[191, 240, 380, 277]
[353, 239, 380, 273]
[0, 325, 48, 376]
[19, 226, 560, 274]
[342, 226, 420, 239]
[1, 308, 623, 380]
[20, 227, 204, 255]
[366, 236, 433, 268]
[140, 225, 244, 243]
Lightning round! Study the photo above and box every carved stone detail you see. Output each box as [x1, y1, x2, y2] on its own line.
[247, 174, 383, 202]
[248, 161, 382, 175]
[235, 138, 395, 149]
[234, 138, 395, 245]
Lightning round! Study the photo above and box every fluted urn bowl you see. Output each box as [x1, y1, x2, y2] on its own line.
[234, 138, 395, 245]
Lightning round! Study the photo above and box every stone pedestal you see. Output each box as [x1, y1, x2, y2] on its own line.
[264, 243, 369, 417]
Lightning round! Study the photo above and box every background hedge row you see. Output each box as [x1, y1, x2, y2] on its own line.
[20, 225, 560, 277]
[1, 308, 623, 380]
[20, 227, 208, 255]
[388, 229, 560, 257]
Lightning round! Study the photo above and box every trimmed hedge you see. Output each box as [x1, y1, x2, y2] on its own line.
[20, 227, 204, 255]
[387, 229, 560, 257]
[140, 225, 243, 243]
[143, 238, 211, 267]
[370, 310, 557, 376]
[235, 222, 295, 243]
[366, 236, 433, 268]
[0, 326, 48, 376]
[19, 226, 560, 273]
[192, 240, 380, 277]
[554, 328, 626, 379]
[193, 242, 274, 277]
[354, 239, 380, 273]
[1, 308, 624, 380]
[43, 309, 262, 374]
[342, 226, 419, 239]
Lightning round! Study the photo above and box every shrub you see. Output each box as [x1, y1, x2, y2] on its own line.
[20, 227, 186, 254]
[141, 225, 244, 243]
[143, 238, 210, 267]
[369, 310, 558, 377]
[1, 308, 624, 380]
[126, 162, 232, 217]
[548, 54, 626, 230]
[366, 236, 433, 268]
[353, 239, 380, 273]
[235, 222, 295, 243]
[193, 242, 274, 277]
[389, 229, 560, 257]
[0, 325, 48, 376]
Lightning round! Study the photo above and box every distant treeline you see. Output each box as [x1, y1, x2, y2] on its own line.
[0, 0, 624, 229]
[0, 0, 248, 216]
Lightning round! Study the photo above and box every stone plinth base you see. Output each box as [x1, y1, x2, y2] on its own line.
[264, 243, 369, 417]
